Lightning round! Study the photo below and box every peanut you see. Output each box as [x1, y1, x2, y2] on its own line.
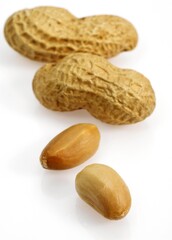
[75, 164, 131, 220]
[4, 6, 138, 62]
[40, 123, 100, 170]
[33, 53, 156, 125]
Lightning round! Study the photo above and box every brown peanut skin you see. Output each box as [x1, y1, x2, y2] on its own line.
[75, 164, 131, 220]
[4, 6, 138, 62]
[33, 53, 156, 125]
[40, 123, 100, 170]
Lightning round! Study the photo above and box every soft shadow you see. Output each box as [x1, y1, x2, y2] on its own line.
[33, 107, 98, 126]
[9, 142, 41, 176]
[75, 198, 131, 240]
[41, 170, 75, 200]
[31, 105, 128, 136]
[109, 49, 140, 69]
[40, 169, 78, 218]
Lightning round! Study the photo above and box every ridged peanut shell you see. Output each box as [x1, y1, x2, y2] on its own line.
[33, 53, 156, 125]
[4, 6, 138, 62]
[75, 164, 131, 220]
[40, 123, 100, 170]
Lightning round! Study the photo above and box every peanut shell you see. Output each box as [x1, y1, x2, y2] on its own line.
[4, 6, 138, 62]
[33, 53, 156, 125]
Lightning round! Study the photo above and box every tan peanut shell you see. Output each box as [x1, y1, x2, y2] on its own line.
[75, 164, 131, 220]
[33, 53, 156, 125]
[4, 6, 138, 62]
[40, 123, 100, 170]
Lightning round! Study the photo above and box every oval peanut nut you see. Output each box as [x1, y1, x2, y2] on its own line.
[33, 53, 156, 125]
[75, 164, 131, 220]
[40, 123, 100, 170]
[4, 6, 138, 62]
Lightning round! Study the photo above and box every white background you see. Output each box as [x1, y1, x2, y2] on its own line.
[0, 1, 172, 239]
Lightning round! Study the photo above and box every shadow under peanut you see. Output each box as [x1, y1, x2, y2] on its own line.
[75, 197, 131, 240]
[41, 170, 75, 200]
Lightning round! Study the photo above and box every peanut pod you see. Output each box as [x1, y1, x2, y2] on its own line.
[32, 53, 156, 125]
[4, 6, 138, 62]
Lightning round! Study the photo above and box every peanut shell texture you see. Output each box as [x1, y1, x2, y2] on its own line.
[33, 53, 156, 125]
[4, 6, 138, 62]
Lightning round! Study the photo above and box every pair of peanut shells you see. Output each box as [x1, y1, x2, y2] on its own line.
[4, 6, 156, 125]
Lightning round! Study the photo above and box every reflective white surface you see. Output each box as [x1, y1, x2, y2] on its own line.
[0, 1, 172, 239]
